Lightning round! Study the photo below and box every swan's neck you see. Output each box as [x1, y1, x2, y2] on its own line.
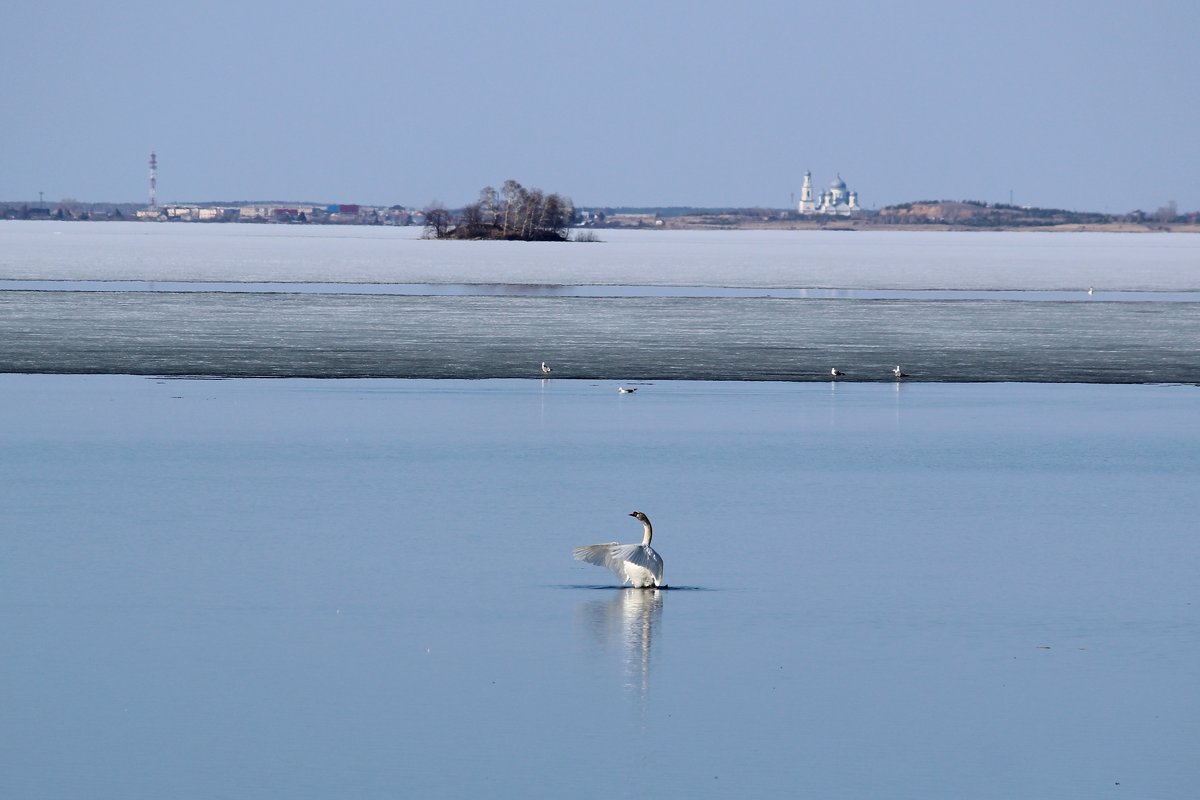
[641, 520, 653, 546]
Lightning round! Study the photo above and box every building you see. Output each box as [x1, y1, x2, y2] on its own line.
[798, 171, 859, 216]
[798, 171, 815, 213]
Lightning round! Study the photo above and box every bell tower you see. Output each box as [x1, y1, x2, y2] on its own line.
[798, 171, 815, 214]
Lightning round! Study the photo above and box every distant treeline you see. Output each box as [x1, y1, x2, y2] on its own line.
[1, 202, 137, 221]
[594, 206, 779, 217]
[424, 180, 574, 241]
[874, 199, 1197, 227]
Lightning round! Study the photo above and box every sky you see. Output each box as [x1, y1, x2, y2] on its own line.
[2, 0, 1198, 212]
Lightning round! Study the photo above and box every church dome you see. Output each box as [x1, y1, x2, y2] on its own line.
[830, 175, 847, 190]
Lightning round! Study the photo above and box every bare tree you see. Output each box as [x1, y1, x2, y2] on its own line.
[541, 193, 572, 239]
[423, 203, 452, 238]
[519, 189, 544, 240]
[477, 186, 500, 227]
[501, 179, 524, 238]
[459, 202, 486, 237]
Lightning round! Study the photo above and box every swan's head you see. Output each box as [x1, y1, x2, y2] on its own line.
[629, 511, 649, 523]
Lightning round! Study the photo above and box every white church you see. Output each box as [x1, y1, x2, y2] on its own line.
[797, 171, 859, 216]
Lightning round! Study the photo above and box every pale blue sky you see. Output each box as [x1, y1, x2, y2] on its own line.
[3, 0, 1197, 212]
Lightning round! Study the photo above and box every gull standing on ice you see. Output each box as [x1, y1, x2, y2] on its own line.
[541, 361, 552, 375]
[574, 511, 665, 588]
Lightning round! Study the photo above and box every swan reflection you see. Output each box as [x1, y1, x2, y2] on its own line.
[577, 588, 664, 703]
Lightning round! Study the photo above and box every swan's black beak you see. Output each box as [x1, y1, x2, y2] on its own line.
[628, 511, 637, 517]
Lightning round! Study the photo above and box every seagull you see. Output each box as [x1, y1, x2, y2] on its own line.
[830, 368, 844, 378]
[1087, 287, 1094, 295]
[893, 365, 909, 378]
[618, 387, 637, 394]
[541, 361, 552, 375]
[574, 511, 665, 588]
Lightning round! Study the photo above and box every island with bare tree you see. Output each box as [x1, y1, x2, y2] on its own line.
[423, 180, 574, 241]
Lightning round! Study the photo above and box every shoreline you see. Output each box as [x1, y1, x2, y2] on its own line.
[5, 217, 1199, 234]
[604, 216, 1200, 234]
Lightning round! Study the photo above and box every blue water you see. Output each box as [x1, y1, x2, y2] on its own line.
[2, 375, 1197, 799]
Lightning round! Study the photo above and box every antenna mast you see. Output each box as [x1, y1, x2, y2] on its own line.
[148, 152, 158, 209]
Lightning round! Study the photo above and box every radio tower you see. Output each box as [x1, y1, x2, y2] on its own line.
[148, 152, 158, 209]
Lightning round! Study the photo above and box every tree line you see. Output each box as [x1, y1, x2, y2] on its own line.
[424, 180, 574, 241]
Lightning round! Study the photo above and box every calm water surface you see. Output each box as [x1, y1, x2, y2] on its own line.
[2, 376, 1197, 799]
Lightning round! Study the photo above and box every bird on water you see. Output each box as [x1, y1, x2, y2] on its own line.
[831, 368, 844, 378]
[541, 361, 552, 375]
[618, 386, 637, 394]
[574, 511, 665, 588]
[893, 365, 909, 378]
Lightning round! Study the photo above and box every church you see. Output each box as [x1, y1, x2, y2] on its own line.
[798, 171, 859, 216]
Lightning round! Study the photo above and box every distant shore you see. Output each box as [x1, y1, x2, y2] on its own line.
[6, 199, 1198, 234]
[4, 216, 1196, 233]
[599, 214, 1200, 234]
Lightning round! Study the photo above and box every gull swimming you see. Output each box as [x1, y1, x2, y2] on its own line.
[618, 387, 637, 394]
[574, 511, 665, 588]
[893, 365, 909, 378]
[541, 361, 552, 375]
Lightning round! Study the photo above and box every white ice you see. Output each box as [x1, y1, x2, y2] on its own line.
[2, 220, 1198, 291]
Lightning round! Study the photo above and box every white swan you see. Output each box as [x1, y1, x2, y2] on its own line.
[574, 511, 665, 588]
[541, 361, 552, 375]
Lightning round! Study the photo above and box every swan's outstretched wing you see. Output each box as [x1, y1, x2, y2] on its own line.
[573, 543, 664, 586]
[573, 543, 622, 572]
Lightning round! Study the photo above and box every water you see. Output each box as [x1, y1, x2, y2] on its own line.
[2, 375, 1197, 799]
[3, 223, 1198, 797]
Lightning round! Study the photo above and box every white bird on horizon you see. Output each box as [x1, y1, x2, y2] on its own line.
[893, 365, 908, 378]
[574, 511, 665, 588]
[541, 361, 552, 375]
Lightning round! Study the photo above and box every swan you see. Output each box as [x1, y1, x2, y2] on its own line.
[574, 511, 665, 588]
[830, 368, 844, 377]
[893, 365, 908, 378]
[541, 361, 552, 375]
